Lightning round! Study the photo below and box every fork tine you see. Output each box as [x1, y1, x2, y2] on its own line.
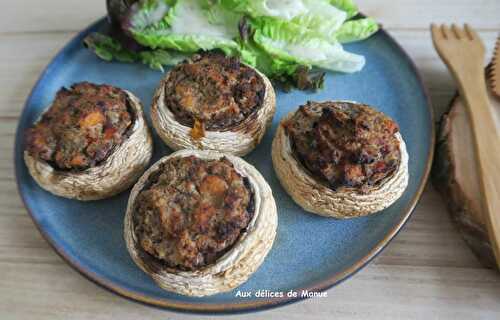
[451, 24, 464, 39]
[430, 24, 442, 40]
[464, 24, 476, 40]
[441, 25, 451, 39]
[464, 24, 486, 51]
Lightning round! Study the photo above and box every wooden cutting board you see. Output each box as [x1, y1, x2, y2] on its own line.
[433, 67, 500, 268]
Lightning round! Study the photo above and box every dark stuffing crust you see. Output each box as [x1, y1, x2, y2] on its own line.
[164, 52, 266, 131]
[25, 82, 133, 171]
[285, 101, 401, 192]
[133, 156, 254, 271]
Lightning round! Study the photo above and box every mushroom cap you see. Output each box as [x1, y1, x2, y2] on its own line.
[151, 65, 276, 157]
[24, 91, 153, 201]
[272, 102, 409, 218]
[124, 149, 278, 297]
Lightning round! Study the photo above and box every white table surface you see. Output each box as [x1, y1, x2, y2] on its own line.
[1, 1, 500, 319]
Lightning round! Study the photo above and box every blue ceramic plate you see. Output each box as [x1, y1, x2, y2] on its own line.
[15, 19, 433, 313]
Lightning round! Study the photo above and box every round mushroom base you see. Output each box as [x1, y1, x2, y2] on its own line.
[24, 91, 153, 201]
[151, 68, 276, 157]
[272, 111, 409, 219]
[124, 149, 278, 297]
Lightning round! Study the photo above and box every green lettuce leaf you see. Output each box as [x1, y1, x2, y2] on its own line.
[329, 0, 358, 18]
[239, 40, 325, 91]
[251, 17, 365, 73]
[83, 32, 136, 62]
[126, 0, 171, 31]
[131, 0, 240, 54]
[219, 0, 308, 20]
[83, 32, 186, 71]
[290, 0, 348, 39]
[220, 0, 347, 36]
[335, 17, 379, 43]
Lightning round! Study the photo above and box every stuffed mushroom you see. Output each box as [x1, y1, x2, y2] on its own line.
[24, 82, 153, 200]
[124, 149, 277, 296]
[272, 101, 409, 218]
[151, 52, 276, 156]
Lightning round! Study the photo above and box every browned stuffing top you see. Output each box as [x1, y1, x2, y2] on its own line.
[164, 52, 266, 131]
[133, 156, 254, 271]
[285, 101, 401, 191]
[25, 82, 133, 171]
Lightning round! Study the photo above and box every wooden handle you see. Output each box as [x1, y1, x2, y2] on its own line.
[456, 67, 500, 268]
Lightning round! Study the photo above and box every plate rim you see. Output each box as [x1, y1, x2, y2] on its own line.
[14, 17, 435, 314]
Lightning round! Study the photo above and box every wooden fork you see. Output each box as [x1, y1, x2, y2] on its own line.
[431, 24, 500, 269]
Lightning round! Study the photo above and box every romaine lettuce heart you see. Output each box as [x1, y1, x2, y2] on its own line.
[90, 0, 379, 90]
